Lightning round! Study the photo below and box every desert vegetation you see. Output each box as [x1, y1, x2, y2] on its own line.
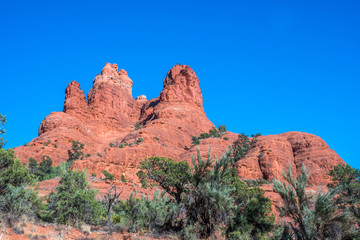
[0, 115, 359, 239]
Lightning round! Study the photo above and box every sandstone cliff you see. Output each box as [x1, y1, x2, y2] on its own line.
[14, 63, 344, 186]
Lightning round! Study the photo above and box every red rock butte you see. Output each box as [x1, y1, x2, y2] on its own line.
[14, 63, 344, 185]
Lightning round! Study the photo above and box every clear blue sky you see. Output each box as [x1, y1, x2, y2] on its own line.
[1, 0, 359, 168]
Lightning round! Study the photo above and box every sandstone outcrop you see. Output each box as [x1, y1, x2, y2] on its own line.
[236, 132, 344, 185]
[14, 63, 345, 188]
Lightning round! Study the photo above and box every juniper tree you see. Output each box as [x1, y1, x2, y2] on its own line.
[232, 133, 256, 162]
[0, 149, 33, 193]
[137, 156, 191, 203]
[218, 125, 227, 133]
[102, 170, 114, 181]
[67, 140, 85, 162]
[47, 169, 103, 225]
[0, 114, 6, 149]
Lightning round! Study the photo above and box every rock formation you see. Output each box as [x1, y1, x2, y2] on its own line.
[14, 63, 345, 187]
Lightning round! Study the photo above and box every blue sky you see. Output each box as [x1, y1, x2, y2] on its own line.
[1, 0, 359, 168]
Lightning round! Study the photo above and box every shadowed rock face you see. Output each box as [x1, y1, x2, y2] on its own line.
[14, 63, 344, 187]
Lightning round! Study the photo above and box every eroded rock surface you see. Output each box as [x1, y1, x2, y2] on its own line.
[14, 63, 345, 187]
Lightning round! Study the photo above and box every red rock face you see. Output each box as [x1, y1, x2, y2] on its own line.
[64, 81, 89, 115]
[236, 132, 344, 185]
[14, 63, 345, 188]
[160, 64, 203, 108]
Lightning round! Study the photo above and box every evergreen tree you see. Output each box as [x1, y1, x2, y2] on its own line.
[67, 140, 85, 162]
[0, 149, 33, 193]
[27, 156, 54, 181]
[137, 148, 275, 239]
[47, 169, 103, 225]
[102, 170, 114, 181]
[28, 157, 38, 175]
[218, 125, 227, 133]
[0, 114, 6, 149]
[232, 133, 256, 162]
[137, 156, 191, 203]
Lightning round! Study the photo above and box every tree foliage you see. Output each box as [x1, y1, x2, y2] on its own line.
[28, 156, 53, 181]
[273, 162, 352, 240]
[47, 169, 103, 225]
[0, 114, 6, 149]
[137, 156, 191, 203]
[232, 133, 257, 162]
[0, 185, 42, 226]
[136, 148, 275, 239]
[218, 125, 227, 133]
[328, 164, 360, 237]
[0, 149, 33, 193]
[68, 140, 84, 162]
[102, 170, 115, 181]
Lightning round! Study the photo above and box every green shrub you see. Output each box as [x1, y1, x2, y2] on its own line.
[0, 114, 6, 149]
[191, 136, 200, 145]
[27, 156, 54, 181]
[0, 185, 43, 226]
[85, 154, 91, 158]
[199, 132, 210, 139]
[328, 164, 360, 236]
[97, 152, 102, 157]
[209, 127, 221, 138]
[140, 178, 148, 189]
[113, 191, 180, 233]
[28, 157, 38, 175]
[232, 133, 257, 162]
[47, 169, 103, 225]
[273, 163, 352, 239]
[137, 138, 144, 143]
[121, 174, 127, 183]
[136, 191, 179, 232]
[192, 127, 222, 145]
[228, 231, 251, 240]
[112, 192, 140, 231]
[137, 156, 191, 203]
[0, 149, 33, 192]
[224, 137, 229, 141]
[68, 140, 84, 162]
[135, 123, 141, 130]
[43, 140, 51, 146]
[136, 149, 275, 239]
[218, 125, 227, 133]
[102, 170, 114, 181]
